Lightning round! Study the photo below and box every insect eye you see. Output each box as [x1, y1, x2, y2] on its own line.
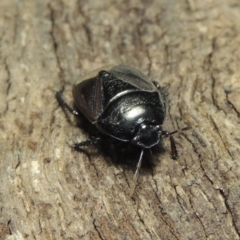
[99, 70, 110, 78]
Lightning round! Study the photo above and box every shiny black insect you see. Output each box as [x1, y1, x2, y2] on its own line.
[56, 65, 186, 189]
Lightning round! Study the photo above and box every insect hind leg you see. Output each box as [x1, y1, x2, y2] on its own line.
[71, 137, 101, 150]
[152, 81, 168, 98]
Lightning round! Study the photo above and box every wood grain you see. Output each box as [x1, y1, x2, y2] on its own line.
[1, 0, 240, 239]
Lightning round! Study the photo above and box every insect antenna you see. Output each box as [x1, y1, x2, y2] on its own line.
[130, 148, 144, 196]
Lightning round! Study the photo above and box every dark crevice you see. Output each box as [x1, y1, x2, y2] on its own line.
[152, 178, 180, 240]
[219, 189, 240, 237]
[197, 152, 216, 187]
[178, 130, 220, 188]
[38, 219, 43, 235]
[158, 213, 179, 240]
[12, 5, 19, 45]
[164, 44, 171, 72]
[191, 130, 207, 148]
[174, 186, 186, 212]
[130, 221, 142, 239]
[207, 38, 221, 112]
[136, 19, 150, 76]
[5, 59, 11, 97]
[146, 48, 152, 78]
[7, 220, 12, 235]
[135, 209, 155, 240]
[188, 191, 208, 238]
[93, 219, 105, 240]
[189, 75, 198, 103]
[122, 170, 131, 189]
[48, 4, 65, 89]
[85, 152, 100, 179]
[152, 179, 161, 201]
[210, 73, 221, 112]
[225, 91, 240, 117]
[82, 24, 93, 47]
[194, 212, 208, 237]
[1, 58, 11, 116]
[78, 3, 93, 50]
[168, 173, 186, 212]
[209, 116, 234, 161]
[176, 76, 186, 129]
[167, 103, 175, 130]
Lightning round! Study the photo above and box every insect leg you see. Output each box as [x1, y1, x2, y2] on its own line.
[56, 91, 79, 116]
[169, 135, 178, 159]
[71, 137, 101, 150]
[162, 126, 190, 160]
[152, 81, 168, 97]
[152, 81, 160, 89]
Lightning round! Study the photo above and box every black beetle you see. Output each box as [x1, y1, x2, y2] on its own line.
[56, 65, 187, 190]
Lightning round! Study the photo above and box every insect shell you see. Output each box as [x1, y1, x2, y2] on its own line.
[56, 65, 180, 189]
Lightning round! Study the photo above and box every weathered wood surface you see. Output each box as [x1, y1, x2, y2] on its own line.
[1, 0, 240, 239]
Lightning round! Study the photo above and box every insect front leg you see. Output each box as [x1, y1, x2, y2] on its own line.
[162, 127, 190, 160]
[56, 91, 80, 116]
[162, 131, 178, 160]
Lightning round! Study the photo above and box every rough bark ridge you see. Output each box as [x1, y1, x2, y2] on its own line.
[0, 0, 240, 239]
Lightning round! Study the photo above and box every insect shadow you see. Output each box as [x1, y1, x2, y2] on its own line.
[73, 110, 166, 172]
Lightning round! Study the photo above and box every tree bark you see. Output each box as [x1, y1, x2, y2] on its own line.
[1, 0, 240, 239]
